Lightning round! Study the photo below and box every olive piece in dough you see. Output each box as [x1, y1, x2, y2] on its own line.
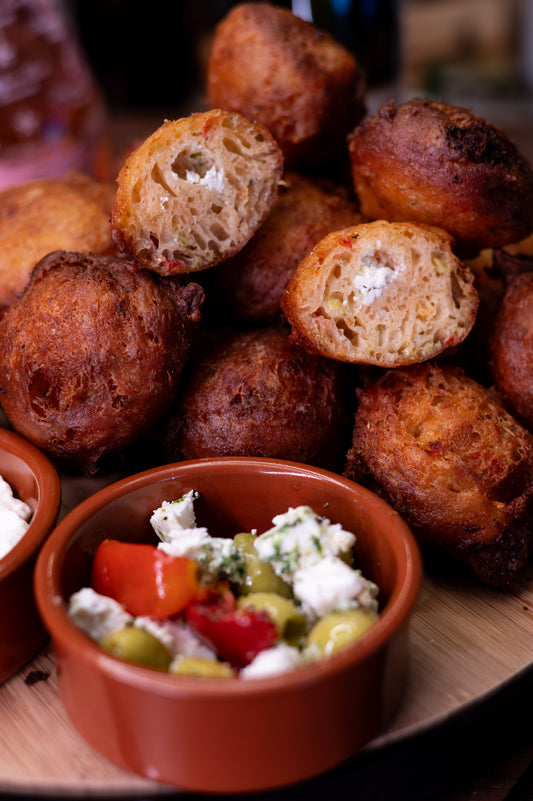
[170, 657, 235, 678]
[307, 609, 378, 656]
[102, 626, 173, 670]
[237, 592, 306, 646]
[234, 532, 292, 598]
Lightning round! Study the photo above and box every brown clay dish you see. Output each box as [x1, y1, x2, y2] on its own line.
[34, 457, 421, 794]
[0, 426, 61, 683]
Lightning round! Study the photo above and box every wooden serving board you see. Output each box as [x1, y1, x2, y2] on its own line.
[1, 474, 533, 797]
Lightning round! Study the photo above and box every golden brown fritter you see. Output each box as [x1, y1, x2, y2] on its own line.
[111, 110, 283, 275]
[281, 220, 478, 367]
[206, 2, 366, 169]
[206, 172, 363, 325]
[347, 98, 533, 254]
[0, 251, 204, 475]
[344, 363, 533, 586]
[0, 173, 116, 316]
[159, 326, 351, 470]
[489, 271, 533, 432]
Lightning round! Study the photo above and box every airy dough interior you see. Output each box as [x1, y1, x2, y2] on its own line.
[302, 226, 476, 365]
[115, 112, 282, 274]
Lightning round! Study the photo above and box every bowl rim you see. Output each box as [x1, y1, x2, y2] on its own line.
[35, 456, 422, 697]
[0, 427, 61, 577]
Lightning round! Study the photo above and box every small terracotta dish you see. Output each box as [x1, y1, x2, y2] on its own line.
[34, 457, 422, 794]
[0, 427, 61, 683]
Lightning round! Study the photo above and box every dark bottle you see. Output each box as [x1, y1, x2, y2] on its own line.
[68, 0, 201, 112]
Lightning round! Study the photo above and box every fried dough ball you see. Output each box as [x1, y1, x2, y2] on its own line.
[112, 110, 283, 276]
[459, 248, 533, 386]
[206, 172, 363, 325]
[347, 98, 533, 254]
[344, 363, 533, 586]
[282, 220, 478, 367]
[0, 251, 204, 475]
[0, 173, 115, 316]
[159, 326, 350, 470]
[489, 271, 533, 432]
[206, 2, 366, 169]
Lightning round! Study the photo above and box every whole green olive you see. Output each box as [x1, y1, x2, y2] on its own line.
[306, 608, 378, 656]
[237, 592, 306, 646]
[234, 532, 292, 598]
[102, 626, 172, 670]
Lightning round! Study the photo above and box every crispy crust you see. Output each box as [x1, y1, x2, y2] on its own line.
[206, 172, 363, 325]
[0, 251, 204, 474]
[489, 271, 533, 430]
[347, 98, 533, 253]
[112, 110, 283, 275]
[159, 326, 351, 470]
[344, 363, 533, 585]
[207, 2, 366, 168]
[0, 173, 115, 316]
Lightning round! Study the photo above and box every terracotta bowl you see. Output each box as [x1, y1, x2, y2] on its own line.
[34, 457, 422, 794]
[0, 427, 61, 683]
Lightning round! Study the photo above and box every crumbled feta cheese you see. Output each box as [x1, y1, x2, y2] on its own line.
[185, 165, 225, 192]
[354, 255, 395, 305]
[157, 527, 211, 559]
[197, 538, 245, 583]
[135, 617, 216, 661]
[0, 475, 32, 560]
[150, 490, 199, 541]
[254, 505, 355, 581]
[240, 643, 306, 679]
[152, 493, 244, 582]
[68, 587, 132, 643]
[293, 557, 378, 618]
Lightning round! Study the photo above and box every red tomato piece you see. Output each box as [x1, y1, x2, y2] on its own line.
[91, 539, 200, 618]
[185, 588, 278, 668]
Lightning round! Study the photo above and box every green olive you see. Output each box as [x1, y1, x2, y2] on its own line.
[233, 532, 292, 598]
[339, 548, 354, 567]
[306, 608, 379, 656]
[237, 592, 306, 646]
[102, 626, 172, 670]
[170, 657, 235, 678]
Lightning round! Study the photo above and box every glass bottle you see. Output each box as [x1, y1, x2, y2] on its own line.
[0, 0, 110, 191]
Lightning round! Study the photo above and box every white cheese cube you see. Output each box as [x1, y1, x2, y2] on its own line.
[240, 643, 305, 679]
[293, 557, 377, 618]
[150, 490, 199, 541]
[68, 587, 133, 643]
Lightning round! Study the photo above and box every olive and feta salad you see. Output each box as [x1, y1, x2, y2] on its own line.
[68, 491, 379, 679]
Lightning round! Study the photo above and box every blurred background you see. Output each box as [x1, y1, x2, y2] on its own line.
[62, 0, 533, 110]
[2, 0, 533, 186]
[63, 0, 533, 159]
